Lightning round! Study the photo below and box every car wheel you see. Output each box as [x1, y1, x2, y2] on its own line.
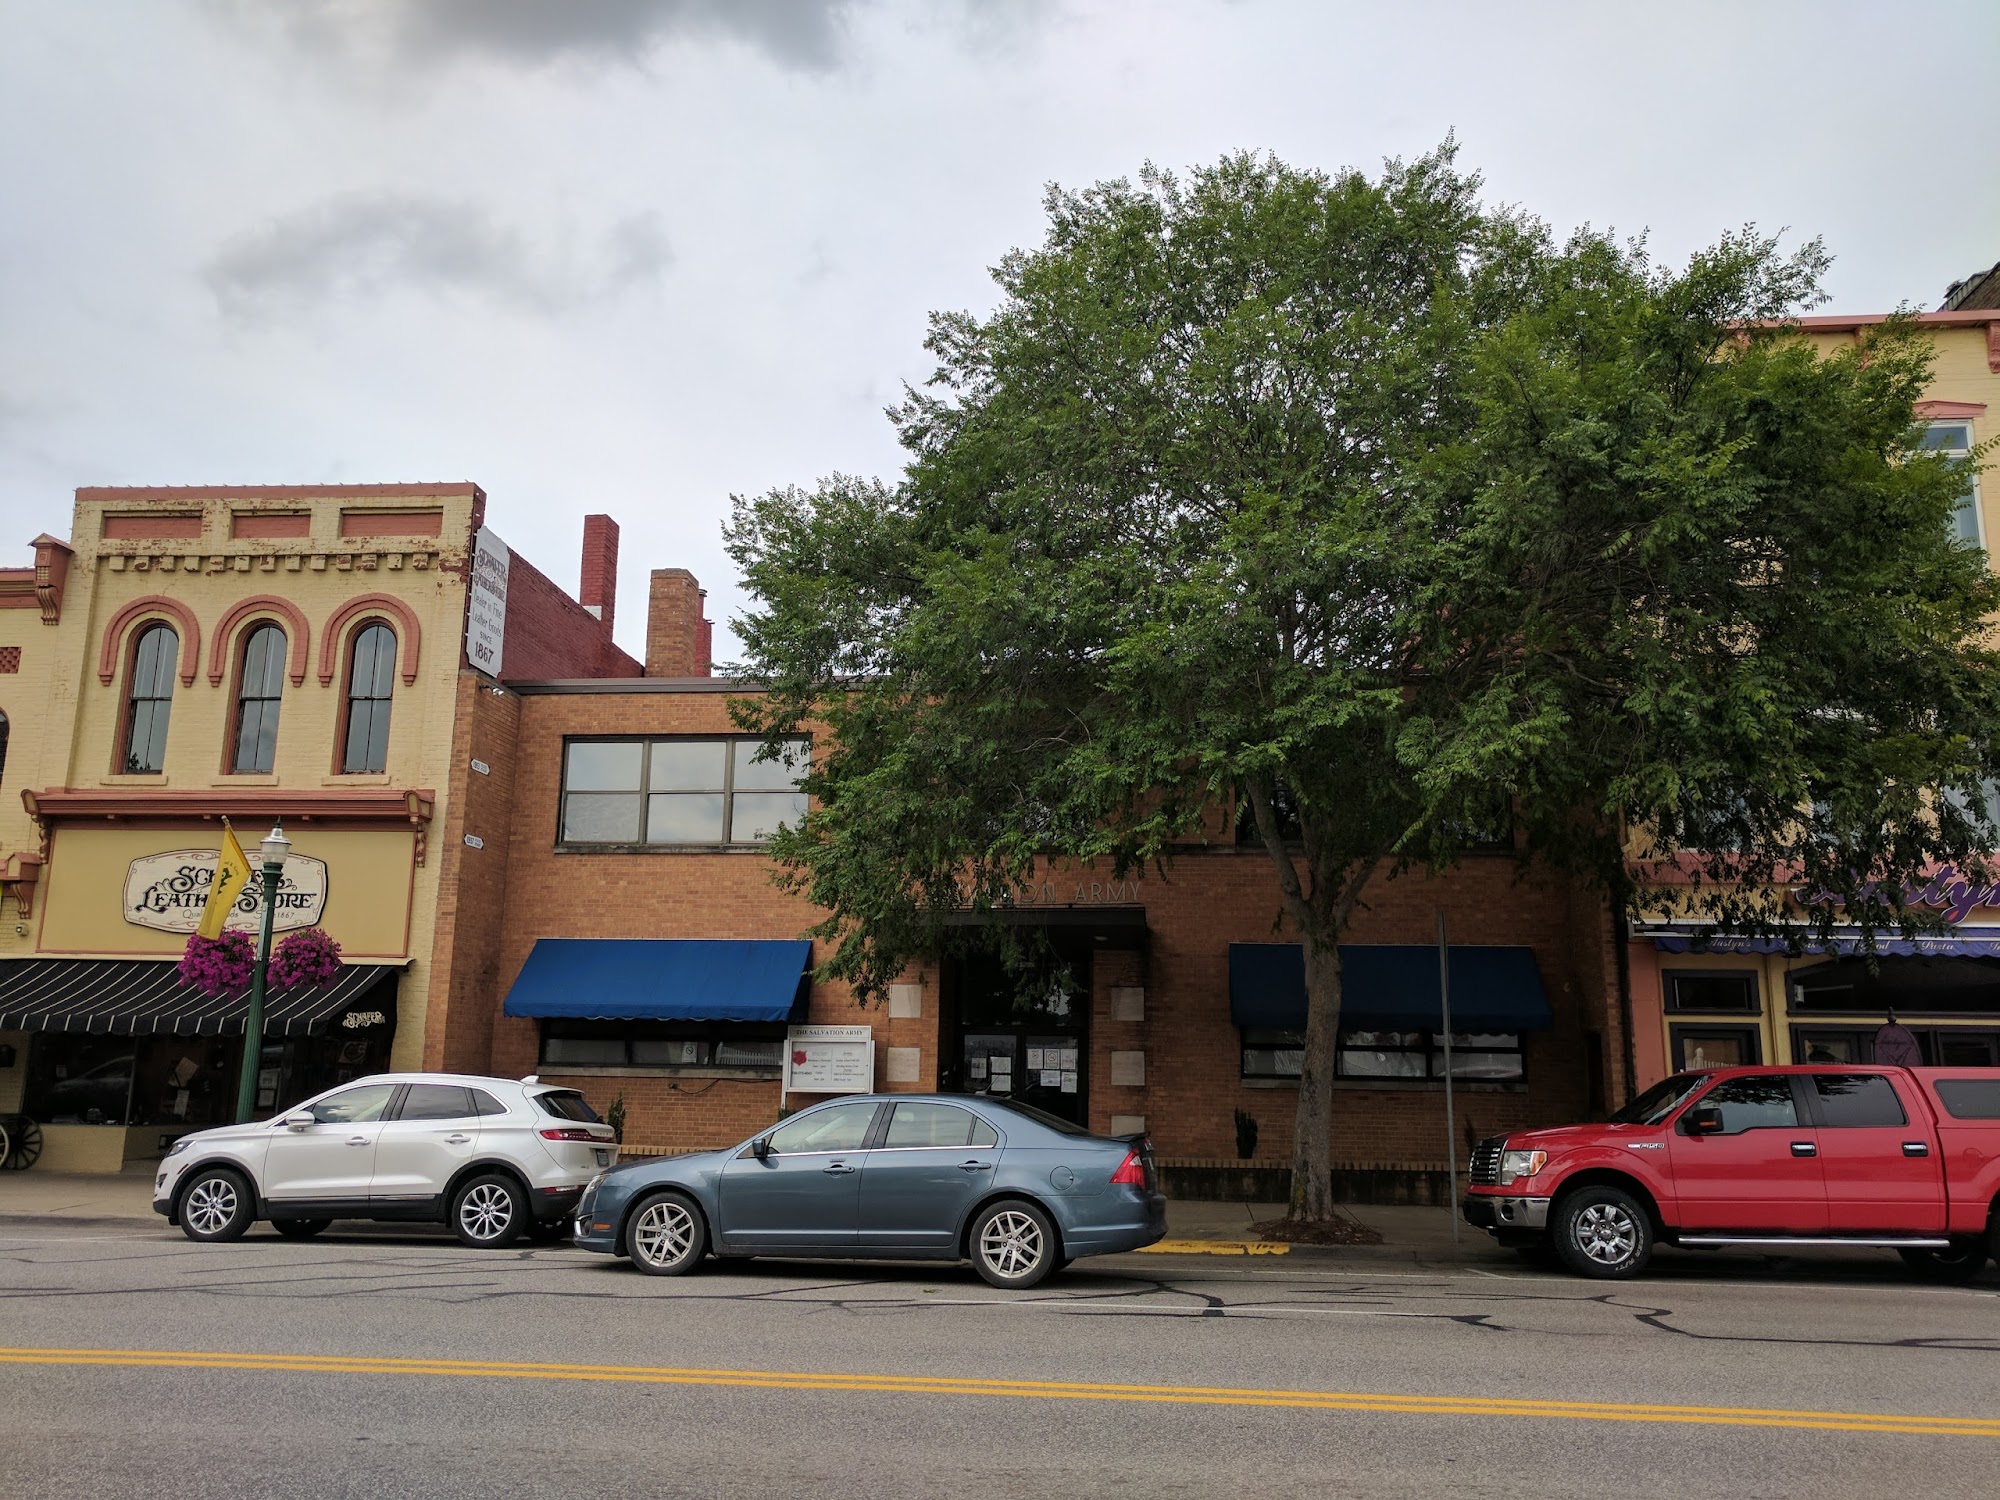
[971, 1199, 1059, 1289]
[179, 1168, 255, 1243]
[1552, 1186, 1652, 1279]
[627, 1192, 708, 1277]
[271, 1218, 331, 1240]
[451, 1173, 527, 1248]
[1898, 1240, 1989, 1283]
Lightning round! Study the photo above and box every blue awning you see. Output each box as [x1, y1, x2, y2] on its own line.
[502, 939, 812, 1023]
[1227, 943, 1553, 1033]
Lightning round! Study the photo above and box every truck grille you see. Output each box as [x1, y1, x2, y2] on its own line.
[1469, 1136, 1507, 1187]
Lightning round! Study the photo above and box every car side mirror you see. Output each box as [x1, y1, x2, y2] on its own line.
[1686, 1105, 1724, 1136]
[752, 1135, 771, 1160]
[283, 1112, 315, 1131]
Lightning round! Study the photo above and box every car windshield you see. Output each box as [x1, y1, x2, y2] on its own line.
[534, 1090, 601, 1123]
[1608, 1073, 1709, 1126]
[980, 1098, 1094, 1137]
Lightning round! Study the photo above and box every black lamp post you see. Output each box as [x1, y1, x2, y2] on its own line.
[233, 823, 292, 1123]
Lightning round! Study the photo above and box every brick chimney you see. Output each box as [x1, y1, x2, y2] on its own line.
[579, 514, 619, 635]
[646, 568, 712, 678]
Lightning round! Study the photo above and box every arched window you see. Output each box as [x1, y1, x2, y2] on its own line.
[123, 624, 178, 773]
[231, 623, 287, 774]
[0, 709, 9, 788]
[341, 622, 397, 774]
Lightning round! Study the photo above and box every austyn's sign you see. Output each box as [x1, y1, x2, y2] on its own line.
[123, 849, 329, 935]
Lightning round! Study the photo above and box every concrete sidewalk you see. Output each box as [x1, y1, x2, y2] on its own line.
[0, 1169, 1504, 1262]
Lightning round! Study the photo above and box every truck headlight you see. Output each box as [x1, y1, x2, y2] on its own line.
[1499, 1149, 1547, 1186]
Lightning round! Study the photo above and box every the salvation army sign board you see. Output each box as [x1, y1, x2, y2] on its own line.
[784, 1024, 875, 1095]
[465, 526, 510, 678]
[124, 849, 329, 935]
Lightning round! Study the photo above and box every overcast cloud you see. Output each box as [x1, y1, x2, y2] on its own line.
[3, 0, 1996, 661]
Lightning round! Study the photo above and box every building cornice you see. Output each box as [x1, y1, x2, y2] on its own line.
[20, 787, 438, 865]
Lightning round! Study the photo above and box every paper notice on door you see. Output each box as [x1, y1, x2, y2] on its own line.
[1026, 1048, 1045, 1070]
[1040, 1068, 1061, 1088]
[968, 1056, 988, 1080]
[1060, 1070, 1078, 1094]
[1059, 1047, 1078, 1071]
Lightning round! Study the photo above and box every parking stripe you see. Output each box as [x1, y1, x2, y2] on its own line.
[1, 1345, 1996, 1437]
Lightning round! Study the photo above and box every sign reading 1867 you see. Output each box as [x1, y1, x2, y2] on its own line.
[123, 850, 330, 935]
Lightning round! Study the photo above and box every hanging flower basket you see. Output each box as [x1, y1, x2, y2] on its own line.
[179, 930, 254, 995]
[270, 927, 344, 990]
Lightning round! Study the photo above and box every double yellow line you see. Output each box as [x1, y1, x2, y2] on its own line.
[2, 1345, 1995, 1437]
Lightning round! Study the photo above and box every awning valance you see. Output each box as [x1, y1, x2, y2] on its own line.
[1648, 925, 2000, 959]
[501, 939, 813, 1023]
[1227, 943, 1554, 1033]
[0, 959, 400, 1038]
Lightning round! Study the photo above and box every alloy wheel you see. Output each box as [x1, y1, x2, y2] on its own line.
[633, 1199, 697, 1270]
[458, 1182, 515, 1242]
[1573, 1202, 1637, 1266]
[979, 1209, 1045, 1279]
[185, 1177, 239, 1237]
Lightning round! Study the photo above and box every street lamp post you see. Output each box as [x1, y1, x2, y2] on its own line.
[233, 823, 292, 1123]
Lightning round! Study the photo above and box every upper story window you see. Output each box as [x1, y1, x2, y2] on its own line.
[230, 623, 286, 774]
[560, 736, 809, 847]
[122, 623, 178, 774]
[1921, 421, 1982, 549]
[341, 621, 397, 774]
[0, 709, 8, 789]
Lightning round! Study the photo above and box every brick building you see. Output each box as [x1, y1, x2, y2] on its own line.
[427, 569, 1628, 1201]
[0, 484, 634, 1171]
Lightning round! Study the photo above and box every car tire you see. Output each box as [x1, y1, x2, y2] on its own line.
[271, 1218, 331, 1240]
[970, 1199, 1060, 1289]
[178, 1168, 255, 1243]
[451, 1173, 527, 1248]
[1898, 1241, 1989, 1283]
[1551, 1186, 1653, 1279]
[626, 1191, 708, 1277]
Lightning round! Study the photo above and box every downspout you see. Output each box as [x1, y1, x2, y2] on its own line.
[1611, 893, 1637, 1108]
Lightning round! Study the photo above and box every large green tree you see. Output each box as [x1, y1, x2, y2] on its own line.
[728, 144, 2000, 1221]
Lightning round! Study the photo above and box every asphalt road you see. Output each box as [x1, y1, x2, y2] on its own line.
[2, 1219, 1998, 1499]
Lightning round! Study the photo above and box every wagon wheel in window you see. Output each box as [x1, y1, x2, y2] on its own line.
[1, 1115, 43, 1170]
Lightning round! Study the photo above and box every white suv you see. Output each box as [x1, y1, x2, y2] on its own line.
[152, 1073, 617, 1247]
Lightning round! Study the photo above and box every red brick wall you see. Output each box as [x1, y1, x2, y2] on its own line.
[500, 548, 640, 681]
[423, 672, 523, 1073]
[579, 515, 618, 638]
[449, 681, 1623, 1172]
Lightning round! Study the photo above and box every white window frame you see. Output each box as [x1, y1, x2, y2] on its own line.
[1925, 420, 1984, 551]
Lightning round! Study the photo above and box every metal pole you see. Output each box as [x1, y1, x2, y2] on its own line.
[234, 860, 280, 1123]
[1439, 910, 1460, 1246]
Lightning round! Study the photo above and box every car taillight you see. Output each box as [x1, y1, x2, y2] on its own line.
[1109, 1151, 1147, 1187]
[539, 1127, 598, 1142]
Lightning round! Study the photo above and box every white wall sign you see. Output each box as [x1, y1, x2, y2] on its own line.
[784, 1024, 875, 1095]
[466, 526, 510, 678]
[123, 850, 329, 935]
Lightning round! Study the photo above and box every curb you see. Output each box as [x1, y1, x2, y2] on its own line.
[1137, 1238, 1292, 1256]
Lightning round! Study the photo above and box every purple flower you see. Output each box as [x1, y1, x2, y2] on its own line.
[178, 931, 254, 995]
[270, 927, 343, 990]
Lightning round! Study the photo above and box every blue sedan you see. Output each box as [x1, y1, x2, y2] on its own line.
[572, 1093, 1166, 1287]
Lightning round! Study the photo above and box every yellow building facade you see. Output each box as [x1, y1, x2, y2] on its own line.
[0, 485, 634, 1170]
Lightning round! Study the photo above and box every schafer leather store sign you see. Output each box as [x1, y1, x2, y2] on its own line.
[36, 825, 414, 959]
[122, 849, 329, 934]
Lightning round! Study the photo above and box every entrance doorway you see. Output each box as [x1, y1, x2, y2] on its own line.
[946, 936, 1091, 1127]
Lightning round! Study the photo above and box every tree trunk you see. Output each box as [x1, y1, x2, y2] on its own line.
[1288, 936, 1344, 1221]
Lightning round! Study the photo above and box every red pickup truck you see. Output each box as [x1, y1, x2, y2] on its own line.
[1462, 1066, 2000, 1280]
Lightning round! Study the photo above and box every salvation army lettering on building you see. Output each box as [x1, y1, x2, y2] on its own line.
[123, 849, 329, 935]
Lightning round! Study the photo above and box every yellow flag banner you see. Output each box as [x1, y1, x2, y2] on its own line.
[196, 823, 253, 940]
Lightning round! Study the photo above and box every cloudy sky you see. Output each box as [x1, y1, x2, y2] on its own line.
[4, 0, 1996, 661]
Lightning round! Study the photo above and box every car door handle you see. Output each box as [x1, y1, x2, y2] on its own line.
[1790, 1141, 1817, 1157]
[822, 1163, 856, 1175]
[445, 1134, 472, 1144]
[346, 1136, 369, 1147]
[1903, 1141, 1930, 1157]
[959, 1160, 993, 1172]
